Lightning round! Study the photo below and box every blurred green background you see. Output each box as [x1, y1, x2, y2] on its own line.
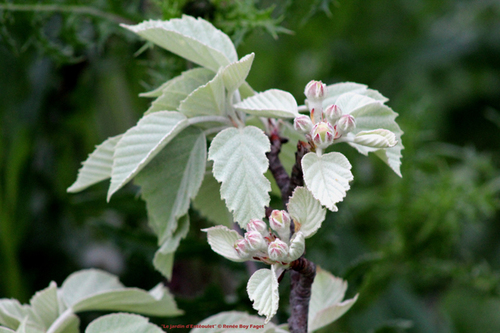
[1, 0, 500, 332]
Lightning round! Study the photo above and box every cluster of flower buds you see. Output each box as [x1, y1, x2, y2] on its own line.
[294, 80, 356, 150]
[233, 210, 305, 266]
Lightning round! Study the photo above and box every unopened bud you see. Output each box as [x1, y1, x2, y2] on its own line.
[324, 104, 342, 124]
[337, 115, 356, 135]
[234, 238, 252, 259]
[268, 238, 289, 262]
[246, 219, 268, 235]
[245, 231, 267, 251]
[311, 122, 336, 149]
[269, 210, 291, 242]
[294, 115, 314, 134]
[304, 80, 326, 102]
[287, 232, 305, 262]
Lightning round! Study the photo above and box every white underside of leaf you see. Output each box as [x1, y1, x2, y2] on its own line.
[122, 16, 237, 72]
[287, 187, 326, 238]
[108, 111, 188, 200]
[178, 70, 226, 117]
[203, 225, 245, 262]
[222, 53, 255, 96]
[234, 89, 298, 118]
[302, 152, 353, 211]
[67, 135, 122, 193]
[246, 265, 279, 324]
[85, 313, 164, 333]
[190, 311, 288, 333]
[323, 82, 389, 106]
[29, 282, 59, 330]
[208, 126, 271, 226]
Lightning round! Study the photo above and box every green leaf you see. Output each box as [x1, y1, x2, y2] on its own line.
[302, 152, 353, 212]
[67, 135, 122, 193]
[85, 313, 164, 333]
[353, 129, 397, 148]
[208, 126, 271, 226]
[135, 127, 206, 244]
[203, 225, 246, 262]
[144, 68, 215, 114]
[46, 311, 79, 333]
[234, 89, 298, 118]
[108, 111, 188, 200]
[178, 70, 226, 118]
[60, 269, 182, 317]
[192, 170, 233, 227]
[0, 327, 15, 333]
[323, 82, 389, 106]
[246, 266, 280, 324]
[122, 16, 237, 72]
[0, 300, 36, 330]
[308, 267, 358, 332]
[153, 214, 190, 280]
[287, 187, 326, 238]
[191, 311, 288, 333]
[222, 53, 255, 96]
[335, 92, 404, 177]
[29, 282, 59, 330]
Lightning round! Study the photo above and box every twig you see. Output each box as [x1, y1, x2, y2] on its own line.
[289, 258, 317, 333]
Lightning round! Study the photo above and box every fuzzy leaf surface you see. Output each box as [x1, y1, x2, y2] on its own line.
[190, 311, 288, 333]
[0, 300, 36, 330]
[122, 16, 237, 72]
[335, 92, 403, 176]
[203, 225, 245, 262]
[67, 135, 122, 193]
[322, 82, 388, 105]
[222, 53, 254, 96]
[29, 282, 59, 330]
[145, 68, 215, 114]
[208, 126, 271, 226]
[135, 127, 206, 244]
[308, 268, 358, 332]
[85, 313, 164, 333]
[287, 187, 326, 238]
[353, 129, 397, 148]
[246, 266, 280, 324]
[108, 111, 188, 200]
[234, 89, 298, 118]
[302, 152, 353, 211]
[178, 70, 226, 117]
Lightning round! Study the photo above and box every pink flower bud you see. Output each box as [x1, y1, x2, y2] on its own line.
[270, 210, 291, 242]
[245, 231, 267, 251]
[337, 115, 356, 134]
[268, 238, 289, 262]
[304, 80, 326, 102]
[246, 219, 268, 235]
[234, 238, 252, 258]
[294, 115, 314, 134]
[324, 104, 342, 124]
[311, 121, 336, 149]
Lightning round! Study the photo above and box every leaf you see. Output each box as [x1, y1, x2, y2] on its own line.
[67, 135, 122, 193]
[178, 70, 226, 118]
[234, 89, 298, 118]
[192, 170, 233, 227]
[60, 269, 182, 317]
[0, 300, 36, 330]
[0, 327, 15, 333]
[308, 267, 358, 332]
[153, 214, 190, 280]
[191, 311, 288, 333]
[145, 68, 215, 114]
[29, 282, 59, 330]
[108, 111, 188, 200]
[222, 53, 254, 96]
[135, 127, 206, 244]
[46, 312, 80, 333]
[203, 225, 246, 262]
[335, 92, 404, 177]
[302, 152, 354, 211]
[85, 313, 164, 333]
[208, 126, 271, 226]
[287, 187, 326, 238]
[323, 82, 389, 106]
[246, 266, 280, 324]
[353, 129, 397, 148]
[122, 15, 237, 72]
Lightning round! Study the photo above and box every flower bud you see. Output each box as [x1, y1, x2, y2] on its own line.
[287, 231, 305, 262]
[311, 121, 336, 149]
[270, 210, 291, 242]
[268, 238, 289, 262]
[324, 104, 342, 124]
[294, 115, 314, 134]
[337, 115, 356, 135]
[246, 219, 268, 235]
[234, 238, 252, 259]
[245, 231, 267, 251]
[304, 80, 326, 102]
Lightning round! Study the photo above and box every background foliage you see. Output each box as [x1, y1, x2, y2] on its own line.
[1, 0, 499, 332]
